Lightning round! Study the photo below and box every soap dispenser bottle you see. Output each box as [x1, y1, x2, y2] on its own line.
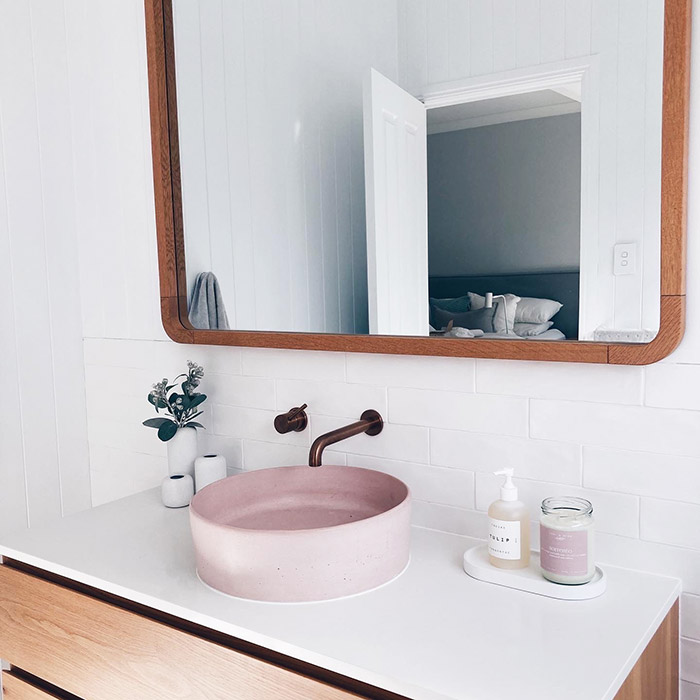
[488, 469, 530, 569]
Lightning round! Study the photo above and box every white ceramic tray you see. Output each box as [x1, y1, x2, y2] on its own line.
[463, 545, 606, 600]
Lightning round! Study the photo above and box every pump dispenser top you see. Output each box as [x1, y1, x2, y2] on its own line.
[495, 468, 518, 502]
[487, 467, 530, 569]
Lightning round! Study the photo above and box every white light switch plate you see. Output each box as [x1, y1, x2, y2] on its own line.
[614, 243, 637, 275]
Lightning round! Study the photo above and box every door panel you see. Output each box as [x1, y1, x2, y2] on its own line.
[363, 69, 428, 337]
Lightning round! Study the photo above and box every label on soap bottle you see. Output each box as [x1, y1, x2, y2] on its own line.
[488, 518, 521, 560]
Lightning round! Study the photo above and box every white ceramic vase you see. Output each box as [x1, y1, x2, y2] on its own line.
[161, 474, 194, 508]
[194, 454, 227, 492]
[166, 426, 198, 477]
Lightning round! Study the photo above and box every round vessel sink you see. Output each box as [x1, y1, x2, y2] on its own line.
[189, 465, 411, 602]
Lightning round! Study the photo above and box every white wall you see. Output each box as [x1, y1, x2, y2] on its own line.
[172, 0, 401, 334]
[427, 113, 581, 277]
[0, 0, 92, 533]
[3, 0, 700, 694]
[399, 0, 664, 338]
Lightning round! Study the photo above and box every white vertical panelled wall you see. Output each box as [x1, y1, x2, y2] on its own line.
[3, 0, 700, 695]
[0, 0, 92, 533]
[173, 0, 401, 334]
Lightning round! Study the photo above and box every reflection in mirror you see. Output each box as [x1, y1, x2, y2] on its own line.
[172, 0, 664, 343]
[425, 88, 581, 342]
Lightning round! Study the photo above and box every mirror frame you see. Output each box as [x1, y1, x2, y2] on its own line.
[144, 0, 690, 365]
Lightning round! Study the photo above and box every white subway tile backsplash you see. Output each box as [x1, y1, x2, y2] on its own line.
[347, 353, 475, 392]
[681, 680, 700, 700]
[241, 348, 345, 381]
[431, 429, 581, 484]
[389, 388, 529, 435]
[87, 419, 167, 457]
[276, 379, 387, 419]
[90, 449, 167, 507]
[477, 360, 644, 404]
[475, 473, 640, 538]
[207, 373, 276, 410]
[200, 435, 243, 470]
[641, 499, 700, 550]
[584, 447, 700, 504]
[86, 391, 147, 424]
[595, 532, 700, 594]
[531, 400, 700, 457]
[682, 594, 700, 641]
[243, 441, 310, 470]
[346, 454, 475, 509]
[155, 342, 241, 376]
[212, 405, 310, 446]
[646, 363, 700, 410]
[412, 501, 487, 539]
[85, 363, 153, 399]
[683, 638, 700, 685]
[242, 441, 346, 470]
[311, 415, 430, 463]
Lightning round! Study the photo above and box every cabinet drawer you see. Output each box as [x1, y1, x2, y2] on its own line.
[0, 565, 361, 700]
[2, 673, 61, 700]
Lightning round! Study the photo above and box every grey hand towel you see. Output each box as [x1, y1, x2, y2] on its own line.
[188, 272, 230, 330]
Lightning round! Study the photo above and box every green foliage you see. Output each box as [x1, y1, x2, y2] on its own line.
[157, 420, 178, 441]
[143, 361, 207, 441]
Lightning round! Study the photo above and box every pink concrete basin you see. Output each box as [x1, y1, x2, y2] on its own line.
[189, 465, 411, 602]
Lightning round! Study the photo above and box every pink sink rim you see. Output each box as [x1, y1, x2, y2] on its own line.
[190, 465, 411, 535]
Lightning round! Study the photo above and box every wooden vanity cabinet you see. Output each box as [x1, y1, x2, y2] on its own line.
[0, 562, 678, 700]
[1, 673, 64, 700]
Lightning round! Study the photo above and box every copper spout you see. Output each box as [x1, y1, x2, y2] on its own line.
[308, 410, 383, 467]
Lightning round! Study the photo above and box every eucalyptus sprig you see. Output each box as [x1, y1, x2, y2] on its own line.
[143, 360, 207, 441]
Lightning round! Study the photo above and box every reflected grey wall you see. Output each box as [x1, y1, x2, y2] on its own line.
[427, 114, 581, 278]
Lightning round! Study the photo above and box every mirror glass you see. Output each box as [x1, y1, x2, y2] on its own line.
[172, 0, 664, 343]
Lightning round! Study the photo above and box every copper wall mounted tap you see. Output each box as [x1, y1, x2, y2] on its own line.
[274, 404, 308, 434]
[308, 410, 383, 467]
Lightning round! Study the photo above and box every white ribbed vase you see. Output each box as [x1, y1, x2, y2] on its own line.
[166, 426, 198, 477]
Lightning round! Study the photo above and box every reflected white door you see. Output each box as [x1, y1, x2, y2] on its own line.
[363, 69, 428, 336]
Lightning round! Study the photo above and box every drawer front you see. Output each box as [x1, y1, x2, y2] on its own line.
[0, 565, 361, 700]
[2, 673, 61, 700]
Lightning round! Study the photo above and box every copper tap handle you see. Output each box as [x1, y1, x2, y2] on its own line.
[288, 403, 308, 418]
[274, 404, 309, 434]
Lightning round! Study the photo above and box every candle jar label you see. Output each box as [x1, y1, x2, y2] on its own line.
[540, 525, 588, 576]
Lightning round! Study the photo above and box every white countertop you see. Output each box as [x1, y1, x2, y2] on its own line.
[0, 489, 679, 700]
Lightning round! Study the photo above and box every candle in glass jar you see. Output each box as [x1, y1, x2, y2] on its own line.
[540, 497, 595, 585]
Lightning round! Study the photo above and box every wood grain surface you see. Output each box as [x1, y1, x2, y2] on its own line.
[0, 566, 364, 700]
[614, 601, 679, 700]
[2, 673, 63, 700]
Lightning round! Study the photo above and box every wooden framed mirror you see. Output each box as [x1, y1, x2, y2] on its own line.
[144, 0, 689, 365]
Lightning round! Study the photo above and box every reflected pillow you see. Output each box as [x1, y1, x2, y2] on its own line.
[429, 294, 471, 329]
[515, 297, 563, 324]
[429, 294, 471, 313]
[514, 321, 554, 337]
[432, 306, 497, 333]
[468, 292, 521, 334]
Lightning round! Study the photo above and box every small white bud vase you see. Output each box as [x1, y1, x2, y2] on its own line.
[166, 426, 198, 477]
[194, 454, 227, 492]
[161, 474, 194, 508]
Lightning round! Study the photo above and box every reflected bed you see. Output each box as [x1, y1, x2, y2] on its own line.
[428, 271, 579, 340]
